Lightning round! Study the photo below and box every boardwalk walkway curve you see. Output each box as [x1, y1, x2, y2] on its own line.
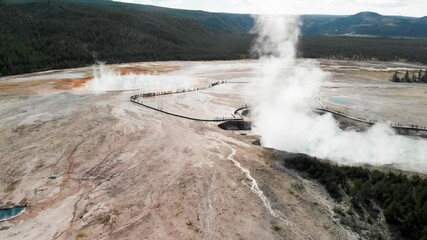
[130, 80, 244, 122]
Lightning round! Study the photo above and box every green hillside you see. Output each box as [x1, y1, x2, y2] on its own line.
[1, 0, 427, 76]
[0, 0, 254, 76]
[299, 36, 427, 63]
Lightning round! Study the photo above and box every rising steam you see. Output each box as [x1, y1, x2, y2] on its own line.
[250, 15, 427, 173]
[85, 63, 196, 93]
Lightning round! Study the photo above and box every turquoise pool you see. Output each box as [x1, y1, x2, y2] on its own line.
[330, 97, 349, 105]
[0, 206, 26, 222]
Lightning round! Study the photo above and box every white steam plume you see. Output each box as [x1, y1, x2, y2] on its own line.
[85, 63, 196, 93]
[250, 15, 427, 173]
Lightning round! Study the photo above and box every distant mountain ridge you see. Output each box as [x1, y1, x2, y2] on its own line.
[301, 12, 427, 38]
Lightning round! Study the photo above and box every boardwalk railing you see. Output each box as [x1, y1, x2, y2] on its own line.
[131, 81, 227, 100]
[316, 97, 427, 131]
[130, 80, 244, 122]
[130, 82, 426, 130]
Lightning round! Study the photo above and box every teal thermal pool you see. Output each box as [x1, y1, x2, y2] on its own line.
[330, 97, 349, 105]
[0, 206, 26, 222]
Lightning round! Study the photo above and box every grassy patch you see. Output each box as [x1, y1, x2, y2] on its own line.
[76, 231, 87, 238]
[4, 180, 20, 193]
[291, 182, 305, 192]
[272, 225, 283, 233]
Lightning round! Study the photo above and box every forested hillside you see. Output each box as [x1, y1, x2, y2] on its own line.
[0, 0, 254, 76]
[299, 37, 427, 63]
[1, 0, 427, 76]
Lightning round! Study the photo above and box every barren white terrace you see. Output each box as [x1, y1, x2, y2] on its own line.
[0, 60, 426, 239]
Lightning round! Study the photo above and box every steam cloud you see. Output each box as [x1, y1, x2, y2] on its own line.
[250, 15, 427, 173]
[85, 63, 196, 93]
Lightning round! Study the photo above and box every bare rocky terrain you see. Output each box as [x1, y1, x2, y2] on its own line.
[0, 60, 426, 239]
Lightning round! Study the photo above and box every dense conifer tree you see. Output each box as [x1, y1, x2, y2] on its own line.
[404, 71, 411, 82]
[391, 71, 400, 82]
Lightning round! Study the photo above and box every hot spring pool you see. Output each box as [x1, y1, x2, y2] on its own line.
[330, 97, 349, 105]
[0, 206, 26, 222]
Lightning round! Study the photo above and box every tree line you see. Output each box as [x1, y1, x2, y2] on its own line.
[299, 37, 427, 65]
[284, 155, 427, 240]
[391, 70, 427, 83]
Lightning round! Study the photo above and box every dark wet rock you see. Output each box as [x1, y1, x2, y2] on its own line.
[218, 120, 251, 131]
[252, 139, 261, 146]
[241, 109, 250, 117]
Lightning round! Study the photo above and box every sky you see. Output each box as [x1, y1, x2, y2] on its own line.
[114, 0, 426, 17]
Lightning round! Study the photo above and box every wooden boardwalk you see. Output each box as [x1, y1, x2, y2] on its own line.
[315, 98, 427, 131]
[130, 81, 244, 122]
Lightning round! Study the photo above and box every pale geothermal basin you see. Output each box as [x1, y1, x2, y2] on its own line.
[0, 60, 426, 240]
